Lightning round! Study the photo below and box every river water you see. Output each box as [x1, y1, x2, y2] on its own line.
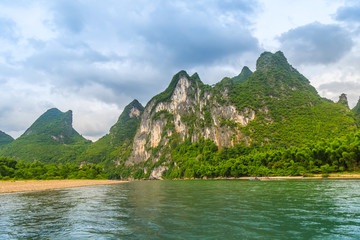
[0, 180, 360, 239]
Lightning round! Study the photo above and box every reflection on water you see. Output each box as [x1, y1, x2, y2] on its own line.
[0, 180, 360, 239]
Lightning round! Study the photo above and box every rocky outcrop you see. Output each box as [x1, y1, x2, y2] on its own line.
[149, 166, 168, 180]
[337, 93, 349, 108]
[122, 51, 358, 178]
[127, 71, 256, 168]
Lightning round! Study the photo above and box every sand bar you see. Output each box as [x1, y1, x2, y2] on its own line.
[0, 180, 127, 194]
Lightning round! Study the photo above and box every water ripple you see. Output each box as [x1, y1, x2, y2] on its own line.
[0, 180, 360, 239]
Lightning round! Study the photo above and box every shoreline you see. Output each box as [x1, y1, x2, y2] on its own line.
[1, 174, 360, 194]
[176, 174, 360, 181]
[241, 175, 360, 180]
[0, 179, 127, 194]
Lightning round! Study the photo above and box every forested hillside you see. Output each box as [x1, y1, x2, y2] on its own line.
[1, 51, 359, 180]
[0, 108, 90, 164]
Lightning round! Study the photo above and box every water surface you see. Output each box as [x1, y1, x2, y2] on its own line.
[1, 180, 360, 239]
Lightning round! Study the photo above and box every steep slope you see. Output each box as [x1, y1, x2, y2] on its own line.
[77, 100, 144, 165]
[231, 66, 252, 84]
[228, 51, 356, 147]
[127, 71, 254, 165]
[0, 108, 90, 163]
[337, 93, 349, 107]
[123, 51, 357, 179]
[0, 131, 14, 146]
[352, 97, 360, 125]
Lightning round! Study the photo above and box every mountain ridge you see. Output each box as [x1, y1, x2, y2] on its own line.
[0, 51, 358, 180]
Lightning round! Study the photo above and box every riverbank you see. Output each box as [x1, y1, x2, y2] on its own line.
[228, 174, 360, 180]
[177, 173, 360, 180]
[0, 180, 127, 194]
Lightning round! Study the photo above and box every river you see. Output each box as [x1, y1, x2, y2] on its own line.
[1, 179, 360, 239]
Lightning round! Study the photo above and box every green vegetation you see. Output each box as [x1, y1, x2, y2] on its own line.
[231, 66, 252, 84]
[1, 51, 359, 180]
[160, 130, 360, 178]
[0, 156, 105, 180]
[148, 70, 206, 113]
[3, 129, 360, 180]
[228, 51, 357, 147]
[77, 100, 144, 165]
[352, 98, 360, 125]
[0, 131, 14, 146]
[0, 108, 90, 164]
[337, 93, 349, 107]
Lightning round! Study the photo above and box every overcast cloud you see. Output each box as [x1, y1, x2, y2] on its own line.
[0, 0, 359, 140]
[278, 22, 354, 65]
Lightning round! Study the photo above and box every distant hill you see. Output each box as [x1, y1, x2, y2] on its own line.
[0, 131, 14, 146]
[0, 108, 90, 163]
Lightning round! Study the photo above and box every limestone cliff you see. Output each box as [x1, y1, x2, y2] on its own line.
[127, 71, 256, 171]
[124, 51, 357, 179]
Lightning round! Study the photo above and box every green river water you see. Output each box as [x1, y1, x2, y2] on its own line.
[0, 179, 360, 239]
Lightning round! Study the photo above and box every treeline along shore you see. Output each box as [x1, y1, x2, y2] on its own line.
[1, 130, 360, 181]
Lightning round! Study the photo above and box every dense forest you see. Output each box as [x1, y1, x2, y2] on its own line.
[1, 129, 360, 181]
[0, 157, 105, 180]
[99, 129, 360, 180]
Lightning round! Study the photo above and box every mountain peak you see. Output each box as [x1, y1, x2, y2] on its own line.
[21, 108, 83, 144]
[256, 51, 292, 71]
[108, 100, 144, 146]
[232, 66, 253, 84]
[337, 93, 349, 107]
[125, 100, 144, 119]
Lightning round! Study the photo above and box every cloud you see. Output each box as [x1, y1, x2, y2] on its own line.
[335, 3, 360, 23]
[137, 1, 260, 66]
[278, 22, 354, 65]
[20, 0, 261, 104]
[0, 0, 262, 139]
[0, 17, 18, 41]
[318, 81, 360, 107]
[51, 0, 85, 34]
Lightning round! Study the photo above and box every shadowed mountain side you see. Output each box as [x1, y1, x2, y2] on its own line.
[0, 131, 14, 146]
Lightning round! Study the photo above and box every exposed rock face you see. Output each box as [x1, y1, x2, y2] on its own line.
[122, 51, 358, 179]
[150, 166, 168, 180]
[129, 107, 140, 118]
[338, 93, 349, 107]
[127, 71, 256, 169]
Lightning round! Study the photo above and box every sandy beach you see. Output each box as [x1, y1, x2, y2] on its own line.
[0, 180, 127, 194]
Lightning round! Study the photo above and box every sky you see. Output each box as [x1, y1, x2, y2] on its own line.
[0, 0, 360, 141]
